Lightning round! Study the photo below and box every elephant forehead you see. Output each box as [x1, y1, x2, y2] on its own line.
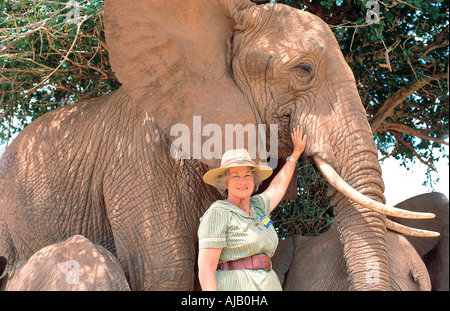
[258, 7, 332, 58]
[245, 5, 332, 64]
[256, 32, 325, 63]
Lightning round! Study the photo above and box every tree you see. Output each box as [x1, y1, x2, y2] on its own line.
[1, 0, 119, 142]
[1, 0, 448, 237]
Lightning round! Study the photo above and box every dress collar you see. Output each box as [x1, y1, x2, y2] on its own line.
[222, 199, 254, 219]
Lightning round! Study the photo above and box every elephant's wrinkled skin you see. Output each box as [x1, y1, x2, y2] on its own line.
[0, 0, 433, 290]
[0, 235, 130, 291]
[273, 224, 431, 291]
[272, 193, 448, 291]
[389, 192, 449, 291]
[0, 90, 218, 290]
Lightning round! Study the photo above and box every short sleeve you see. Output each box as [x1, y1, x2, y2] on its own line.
[250, 193, 271, 215]
[198, 206, 229, 249]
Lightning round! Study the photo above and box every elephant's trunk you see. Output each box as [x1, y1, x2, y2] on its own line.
[301, 84, 391, 290]
[306, 75, 438, 289]
[325, 148, 390, 290]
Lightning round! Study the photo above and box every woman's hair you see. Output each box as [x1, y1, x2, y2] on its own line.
[212, 166, 264, 197]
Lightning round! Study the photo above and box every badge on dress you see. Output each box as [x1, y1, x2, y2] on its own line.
[260, 214, 273, 227]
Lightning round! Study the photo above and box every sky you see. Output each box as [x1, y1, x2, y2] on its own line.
[380, 146, 449, 206]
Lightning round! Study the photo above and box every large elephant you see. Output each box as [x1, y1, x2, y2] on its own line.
[272, 193, 449, 291]
[0, 0, 437, 290]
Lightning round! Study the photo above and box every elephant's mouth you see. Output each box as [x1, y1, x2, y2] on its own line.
[313, 156, 440, 238]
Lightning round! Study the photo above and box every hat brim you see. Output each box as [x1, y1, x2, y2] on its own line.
[203, 164, 273, 186]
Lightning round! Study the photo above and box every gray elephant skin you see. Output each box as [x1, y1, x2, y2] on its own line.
[0, 0, 437, 290]
[389, 192, 449, 291]
[272, 193, 448, 291]
[0, 235, 129, 291]
[273, 224, 432, 291]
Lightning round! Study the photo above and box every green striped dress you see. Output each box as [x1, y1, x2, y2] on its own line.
[198, 193, 282, 291]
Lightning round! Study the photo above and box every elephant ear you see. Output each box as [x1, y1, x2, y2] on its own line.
[104, 0, 262, 166]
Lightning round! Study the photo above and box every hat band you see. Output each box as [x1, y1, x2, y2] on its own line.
[220, 158, 255, 168]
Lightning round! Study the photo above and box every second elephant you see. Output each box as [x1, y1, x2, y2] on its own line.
[272, 224, 431, 291]
[0, 235, 130, 291]
[272, 192, 448, 291]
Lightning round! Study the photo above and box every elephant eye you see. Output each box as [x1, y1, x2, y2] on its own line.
[292, 62, 314, 85]
[293, 62, 313, 75]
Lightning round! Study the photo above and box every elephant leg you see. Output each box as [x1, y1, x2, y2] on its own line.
[107, 202, 196, 290]
[101, 112, 217, 290]
[104, 165, 199, 291]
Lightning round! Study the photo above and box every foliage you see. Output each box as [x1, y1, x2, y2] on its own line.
[272, 159, 333, 238]
[0, 0, 119, 142]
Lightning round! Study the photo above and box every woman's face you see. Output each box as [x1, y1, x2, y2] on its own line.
[227, 166, 255, 201]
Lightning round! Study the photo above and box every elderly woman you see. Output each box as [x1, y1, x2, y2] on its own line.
[198, 126, 307, 291]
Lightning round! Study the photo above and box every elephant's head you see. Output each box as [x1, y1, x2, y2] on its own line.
[104, 0, 437, 290]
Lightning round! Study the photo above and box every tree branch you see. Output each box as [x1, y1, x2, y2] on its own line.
[375, 122, 449, 145]
[396, 134, 437, 172]
[378, 138, 401, 162]
[23, 17, 87, 96]
[369, 72, 447, 132]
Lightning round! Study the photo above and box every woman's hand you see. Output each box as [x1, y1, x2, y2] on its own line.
[290, 125, 307, 161]
[263, 125, 308, 212]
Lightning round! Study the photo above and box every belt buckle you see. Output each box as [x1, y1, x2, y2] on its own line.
[252, 254, 271, 271]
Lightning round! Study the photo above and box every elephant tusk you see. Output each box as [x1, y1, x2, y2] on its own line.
[385, 218, 440, 238]
[314, 156, 436, 220]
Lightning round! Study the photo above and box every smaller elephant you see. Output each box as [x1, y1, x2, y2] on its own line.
[388, 192, 449, 291]
[0, 235, 130, 291]
[272, 224, 431, 291]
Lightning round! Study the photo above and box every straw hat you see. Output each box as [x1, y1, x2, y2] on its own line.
[203, 149, 273, 186]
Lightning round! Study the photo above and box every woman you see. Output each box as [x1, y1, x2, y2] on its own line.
[197, 126, 307, 291]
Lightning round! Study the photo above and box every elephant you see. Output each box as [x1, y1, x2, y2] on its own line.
[388, 192, 449, 291]
[272, 224, 432, 291]
[0, 235, 130, 291]
[272, 192, 448, 291]
[0, 0, 438, 290]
